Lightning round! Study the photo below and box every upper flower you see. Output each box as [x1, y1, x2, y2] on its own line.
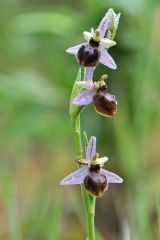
[66, 12, 117, 69]
[60, 136, 123, 197]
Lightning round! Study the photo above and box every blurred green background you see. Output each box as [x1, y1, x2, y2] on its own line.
[0, 0, 160, 239]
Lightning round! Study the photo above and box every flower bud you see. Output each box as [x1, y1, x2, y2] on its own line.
[105, 9, 121, 40]
[93, 86, 117, 117]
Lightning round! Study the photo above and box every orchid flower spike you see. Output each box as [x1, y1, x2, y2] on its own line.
[73, 75, 117, 117]
[66, 9, 118, 69]
[60, 136, 123, 198]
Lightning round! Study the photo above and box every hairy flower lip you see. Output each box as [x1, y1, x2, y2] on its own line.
[93, 90, 117, 117]
[76, 43, 101, 67]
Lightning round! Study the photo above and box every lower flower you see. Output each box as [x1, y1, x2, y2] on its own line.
[60, 136, 123, 198]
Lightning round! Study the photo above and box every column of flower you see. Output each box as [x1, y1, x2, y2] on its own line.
[60, 9, 123, 240]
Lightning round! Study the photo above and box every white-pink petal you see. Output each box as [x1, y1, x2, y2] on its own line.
[99, 49, 117, 69]
[86, 136, 96, 162]
[73, 90, 95, 106]
[84, 67, 95, 81]
[60, 167, 88, 185]
[66, 44, 83, 55]
[97, 13, 111, 38]
[100, 168, 123, 183]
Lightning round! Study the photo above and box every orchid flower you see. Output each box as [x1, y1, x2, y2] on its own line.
[60, 136, 123, 197]
[73, 75, 117, 117]
[66, 11, 117, 69]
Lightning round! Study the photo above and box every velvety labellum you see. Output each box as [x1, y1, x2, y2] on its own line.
[77, 40, 101, 67]
[93, 87, 117, 117]
[84, 166, 108, 197]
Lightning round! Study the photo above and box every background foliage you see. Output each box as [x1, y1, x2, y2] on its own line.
[0, 0, 160, 239]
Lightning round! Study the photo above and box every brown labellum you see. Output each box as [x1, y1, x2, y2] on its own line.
[77, 38, 101, 67]
[93, 86, 117, 117]
[84, 165, 108, 198]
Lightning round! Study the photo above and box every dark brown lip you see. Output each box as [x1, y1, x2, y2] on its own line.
[93, 88, 117, 117]
[77, 43, 101, 67]
[84, 171, 108, 198]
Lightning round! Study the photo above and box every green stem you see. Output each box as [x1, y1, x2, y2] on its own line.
[87, 195, 96, 240]
[72, 115, 83, 160]
[70, 68, 96, 240]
